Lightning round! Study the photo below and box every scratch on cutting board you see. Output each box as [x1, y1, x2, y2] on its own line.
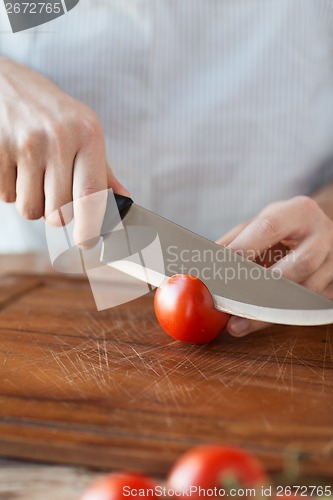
[12, 310, 332, 410]
[235, 353, 274, 391]
[270, 336, 297, 392]
[296, 347, 324, 379]
[2, 351, 9, 367]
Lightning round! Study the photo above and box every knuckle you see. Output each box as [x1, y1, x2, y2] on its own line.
[254, 216, 279, 239]
[78, 114, 102, 143]
[295, 251, 317, 277]
[293, 195, 319, 214]
[44, 119, 63, 143]
[0, 143, 10, 159]
[19, 130, 46, 157]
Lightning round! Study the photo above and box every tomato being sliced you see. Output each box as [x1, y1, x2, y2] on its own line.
[154, 274, 229, 344]
[167, 445, 267, 498]
[80, 472, 156, 500]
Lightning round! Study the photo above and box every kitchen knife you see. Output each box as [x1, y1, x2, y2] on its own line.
[101, 193, 333, 325]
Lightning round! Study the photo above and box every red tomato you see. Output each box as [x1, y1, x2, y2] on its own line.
[154, 274, 229, 344]
[80, 472, 156, 500]
[167, 445, 267, 498]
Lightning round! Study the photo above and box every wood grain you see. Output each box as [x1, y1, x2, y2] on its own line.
[0, 273, 333, 484]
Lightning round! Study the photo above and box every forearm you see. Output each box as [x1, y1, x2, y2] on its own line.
[311, 180, 333, 221]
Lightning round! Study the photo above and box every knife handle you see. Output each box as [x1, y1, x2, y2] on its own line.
[101, 193, 133, 235]
[114, 193, 134, 219]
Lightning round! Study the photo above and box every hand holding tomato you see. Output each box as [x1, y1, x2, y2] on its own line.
[154, 274, 229, 344]
[217, 196, 333, 337]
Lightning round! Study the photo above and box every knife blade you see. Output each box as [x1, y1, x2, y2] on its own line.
[101, 193, 333, 325]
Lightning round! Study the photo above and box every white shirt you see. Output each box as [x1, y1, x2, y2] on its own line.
[0, 0, 333, 252]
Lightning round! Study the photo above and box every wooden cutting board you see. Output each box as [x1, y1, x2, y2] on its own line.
[0, 273, 332, 479]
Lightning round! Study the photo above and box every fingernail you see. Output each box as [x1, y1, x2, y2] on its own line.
[229, 318, 250, 336]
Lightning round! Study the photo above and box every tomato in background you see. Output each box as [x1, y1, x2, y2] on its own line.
[154, 274, 229, 344]
[167, 445, 267, 498]
[80, 472, 156, 500]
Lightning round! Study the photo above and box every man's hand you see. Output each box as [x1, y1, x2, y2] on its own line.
[217, 195, 333, 337]
[0, 57, 129, 244]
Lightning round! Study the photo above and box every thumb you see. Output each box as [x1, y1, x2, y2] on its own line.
[227, 316, 270, 337]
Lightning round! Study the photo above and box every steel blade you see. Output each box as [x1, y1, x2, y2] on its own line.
[101, 204, 333, 325]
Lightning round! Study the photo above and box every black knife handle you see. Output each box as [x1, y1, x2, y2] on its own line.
[114, 193, 134, 219]
[101, 193, 134, 236]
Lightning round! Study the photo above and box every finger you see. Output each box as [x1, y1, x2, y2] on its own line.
[227, 200, 308, 259]
[227, 316, 271, 337]
[271, 236, 328, 284]
[44, 155, 75, 226]
[216, 221, 249, 246]
[72, 141, 108, 247]
[107, 166, 131, 197]
[322, 281, 333, 300]
[301, 257, 333, 295]
[15, 162, 44, 220]
[0, 150, 16, 202]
